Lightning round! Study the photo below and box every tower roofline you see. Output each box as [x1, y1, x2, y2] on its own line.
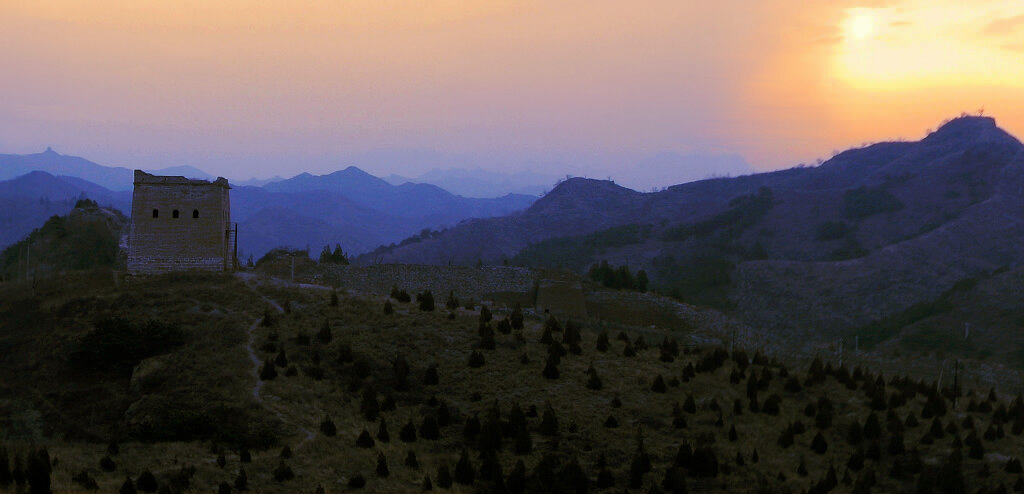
[133, 170, 230, 188]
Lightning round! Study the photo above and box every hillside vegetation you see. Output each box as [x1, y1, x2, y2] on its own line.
[2, 272, 1024, 493]
[0, 199, 125, 281]
[366, 116, 1024, 360]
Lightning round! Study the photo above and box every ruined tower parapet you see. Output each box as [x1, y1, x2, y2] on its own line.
[127, 170, 234, 274]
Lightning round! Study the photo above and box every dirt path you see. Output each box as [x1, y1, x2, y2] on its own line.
[242, 279, 316, 449]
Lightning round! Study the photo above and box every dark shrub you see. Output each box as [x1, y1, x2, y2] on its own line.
[454, 449, 475, 485]
[400, 420, 417, 442]
[468, 350, 486, 368]
[356, 429, 375, 448]
[436, 466, 452, 489]
[272, 461, 294, 481]
[100, 456, 116, 472]
[135, 471, 158, 492]
[419, 290, 435, 311]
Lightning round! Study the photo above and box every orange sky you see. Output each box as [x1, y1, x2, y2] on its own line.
[1, 1, 1022, 187]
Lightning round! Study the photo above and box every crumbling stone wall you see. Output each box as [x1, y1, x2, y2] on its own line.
[316, 264, 538, 303]
[127, 171, 232, 274]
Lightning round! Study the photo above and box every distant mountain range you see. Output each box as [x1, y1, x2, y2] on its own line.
[360, 116, 1024, 359]
[384, 168, 559, 198]
[0, 154, 538, 259]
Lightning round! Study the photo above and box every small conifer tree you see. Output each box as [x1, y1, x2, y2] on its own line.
[317, 319, 332, 343]
[234, 468, 247, 491]
[356, 429, 375, 448]
[436, 466, 453, 489]
[320, 416, 337, 436]
[419, 290, 435, 311]
[400, 420, 417, 442]
[454, 449, 475, 485]
[510, 304, 524, 329]
[119, 477, 137, 494]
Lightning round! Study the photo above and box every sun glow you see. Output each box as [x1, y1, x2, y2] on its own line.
[832, 4, 1024, 91]
[848, 13, 874, 40]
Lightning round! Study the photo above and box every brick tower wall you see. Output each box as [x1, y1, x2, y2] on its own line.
[127, 171, 232, 274]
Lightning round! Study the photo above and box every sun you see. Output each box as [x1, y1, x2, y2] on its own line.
[848, 13, 875, 40]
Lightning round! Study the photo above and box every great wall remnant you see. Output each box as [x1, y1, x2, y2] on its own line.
[127, 170, 236, 274]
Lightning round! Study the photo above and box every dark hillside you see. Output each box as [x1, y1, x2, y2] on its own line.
[367, 116, 1024, 352]
[2, 273, 1024, 492]
[0, 199, 127, 281]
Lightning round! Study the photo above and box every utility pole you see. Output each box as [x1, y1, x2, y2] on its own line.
[953, 360, 960, 408]
[291, 256, 295, 282]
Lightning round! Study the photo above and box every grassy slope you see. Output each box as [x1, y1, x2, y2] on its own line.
[1, 272, 1023, 493]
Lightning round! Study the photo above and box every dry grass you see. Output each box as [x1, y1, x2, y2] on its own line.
[3, 272, 1024, 493]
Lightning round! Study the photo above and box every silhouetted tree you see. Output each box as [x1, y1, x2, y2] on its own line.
[508, 460, 527, 493]
[347, 474, 366, 489]
[454, 449, 475, 485]
[405, 451, 419, 469]
[0, 448, 11, 487]
[436, 466, 453, 489]
[259, 359, 277, 380]
[398, 420, 416, 442]
[119, 477, 137, 494]
[421, 416, 440, 440]
[510, 304, 524, 330]
[419, 290, 435, 311]
[652, 374, 667, 393]
[234, 468, 247, 492]
[540, 406, 559, 436]
[542, 352, 560, 379]
[469, 350, 486, 368]
[26, 448, 51, 494]
[376, 453, 390, 477]
[586, 364, 603, 390]
[596, 454, 615, 489]
[100, 456, 116, 472]
[317, 319, 332, 343]
[811, 432, 828, 454]
[356, 429, 375, 448]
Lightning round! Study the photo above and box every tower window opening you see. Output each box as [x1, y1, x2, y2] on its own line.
[172, 209, 180, 218]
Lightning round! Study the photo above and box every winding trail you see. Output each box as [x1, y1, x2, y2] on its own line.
[242, 277, 317, 449]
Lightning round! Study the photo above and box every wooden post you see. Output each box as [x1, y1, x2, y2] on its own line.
[953, 360, 960, 408]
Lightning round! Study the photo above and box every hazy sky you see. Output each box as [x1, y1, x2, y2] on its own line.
[2, 1, 1023, 190]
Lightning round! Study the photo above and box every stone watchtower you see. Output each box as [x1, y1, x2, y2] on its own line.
[127, 170, 236, 274]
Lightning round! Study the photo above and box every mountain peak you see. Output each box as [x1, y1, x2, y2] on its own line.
[42, 147, 58, 155]
[924, 116, 1007, 144]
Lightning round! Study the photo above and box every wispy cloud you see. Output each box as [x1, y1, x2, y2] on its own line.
[984, 13, 1024, 36]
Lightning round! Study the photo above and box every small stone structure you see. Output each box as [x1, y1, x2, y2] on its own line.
[127, 170, 235, 274]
